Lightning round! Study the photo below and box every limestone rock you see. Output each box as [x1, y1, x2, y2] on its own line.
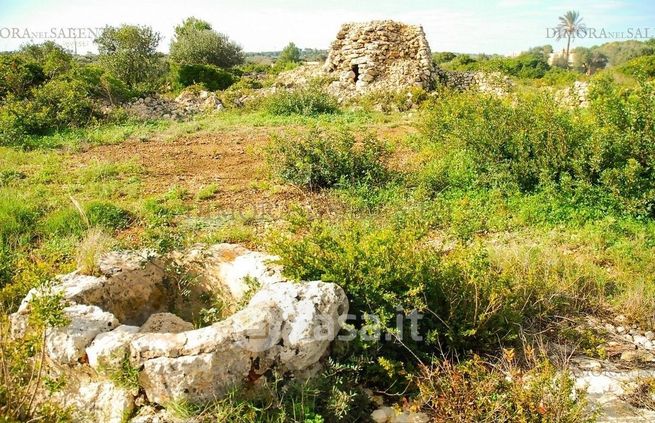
[372, 406, 395, 423]
[10, 250, 168, 337]
[130, 405, 179, 423]
[46, 304, 119, 365]
[252, 281, 349, 371]
[173, 243, 285, 302]
[10, 243, 350, 410]
[371, 407, 429, 423]
[139, 313, 194, 334]
[87, 325, 140, 370]
[620, 350, 655, 363]
[70, 381, 134, 423]
[132, 281, 347, 404]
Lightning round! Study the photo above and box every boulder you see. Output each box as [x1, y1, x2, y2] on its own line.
[68, 381, 134, 423]
[46, 304, 119, 365]
[139, 313, 194, 334]
[87, 324, 140, 370]
[131, 281, 347, 404]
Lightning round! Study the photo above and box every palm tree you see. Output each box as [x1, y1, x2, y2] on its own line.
[556, 10, 585, 68]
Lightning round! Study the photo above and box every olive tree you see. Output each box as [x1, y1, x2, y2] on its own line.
[95, 25, 162, 88]
[169, 17, 244, 68]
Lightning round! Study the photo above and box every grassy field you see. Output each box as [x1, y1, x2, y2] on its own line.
[2, 76, 655, 421]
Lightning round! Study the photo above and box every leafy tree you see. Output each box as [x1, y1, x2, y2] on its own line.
[556, 10, 585, 68]
[619, 55, 655, 79]
[450, 54, 476, 68]
[433, 51, 457, 65]
[19, 42, 72, 77]
[174, 17, 211, 36]
[526, 45, 554, 62]
[278, 42, 301, 64]
[95, 25, 162, 88]
[596, 40, 655, 67]
[572, 47, 608, 74]
[169, 17, 244, 68]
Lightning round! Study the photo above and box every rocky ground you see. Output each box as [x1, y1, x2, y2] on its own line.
[125, 89, 224, 121]
[568, 315, 655, 422]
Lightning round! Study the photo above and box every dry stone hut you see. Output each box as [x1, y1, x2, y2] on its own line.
[324, 20, 434, 93]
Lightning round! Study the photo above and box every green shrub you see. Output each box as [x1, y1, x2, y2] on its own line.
[71, 65, 134, 104]
[264, 86, 339, 116]
[19, 41, 73, 78]
[420, 82, 655, 217]
[85, 201, 132, 230]
[441, 53, 550, 79]
[277, 42, 301, 65]
[619, 55, 655, 79]
[541, 67, 580, 86]
[0, 75, 100, 144]
[32, 78, 95, 128]
[174, 63, 236, 91]
[272, 219, 501, 366]
[357, 87, 428, 112]
[0, 55, 45, 99]
[420, 91, 587, 192]
[267, 126, 389, 189]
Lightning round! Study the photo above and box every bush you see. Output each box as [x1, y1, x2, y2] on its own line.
[416, 354, 596, 422]
[441, 52, 550, 79]
[174, 64, 236, 91]
[420, 91, 587, 193]
[541, 67, 580, 86]
[419, 79, 655, 218]
[357, 87, 428, 112]
[619, 55, 655, 79]
[19, 41, 73, 78]
[0, 55, 46, 99]
[267, 126, 389, 189]
[277, 42, 301, 65]
[72, 65, 134, 104]
[0, 74, 100, 143]
[32, 78, 95, 128]
[85, 201, 133, 230]
[264, 86, 339, 116]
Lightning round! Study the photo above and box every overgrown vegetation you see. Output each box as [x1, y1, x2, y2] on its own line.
[267, 126, 388, 189]
[264, 85, 339, 116]
[1, 13, 654, 422]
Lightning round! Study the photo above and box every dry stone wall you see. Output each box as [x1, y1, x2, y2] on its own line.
[324, 20, 434, 93]
[10, 244, 348, 422]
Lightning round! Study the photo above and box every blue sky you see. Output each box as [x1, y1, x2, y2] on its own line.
[0, 0, 653, 54]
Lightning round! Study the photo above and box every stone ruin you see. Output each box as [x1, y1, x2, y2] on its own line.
[275, 20, 514, 103]
[10, 244, 348, 422]
[324, 20, 434, 93]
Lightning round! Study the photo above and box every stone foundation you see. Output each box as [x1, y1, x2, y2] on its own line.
[11, 244, 348, 422]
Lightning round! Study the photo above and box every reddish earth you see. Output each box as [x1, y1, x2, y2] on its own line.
[74, 123, 416, 217]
